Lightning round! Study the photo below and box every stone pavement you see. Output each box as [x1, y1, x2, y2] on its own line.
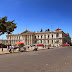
[0, 47, 72, 72]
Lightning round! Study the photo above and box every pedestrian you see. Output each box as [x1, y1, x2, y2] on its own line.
[43, 45, 44, 48]
[45, 45, 46, 48]
[19, 45, 21, 51]
[12, 45, 14, 52]
[1, 43, 3, 52]
[7, 45, 9, 50]
[23, 46, 26, 51]
[2, 47, 3, 52]
[9, 45, 12, 53]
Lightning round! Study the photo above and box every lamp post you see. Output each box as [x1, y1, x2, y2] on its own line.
[2, 37, 3, 52]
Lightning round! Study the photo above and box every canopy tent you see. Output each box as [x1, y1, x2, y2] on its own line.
[16, 42, 24, 45]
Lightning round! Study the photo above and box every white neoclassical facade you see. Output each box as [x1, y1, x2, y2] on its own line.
[5, 28, 71, 46]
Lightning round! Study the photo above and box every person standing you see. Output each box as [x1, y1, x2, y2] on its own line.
[7, 45, 9, 50]
[1, 43, 3, 52]
[2, 46, 3, 52]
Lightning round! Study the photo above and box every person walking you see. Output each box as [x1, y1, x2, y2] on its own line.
[9, 45, 12, 53]
[12, 45, 14, 52]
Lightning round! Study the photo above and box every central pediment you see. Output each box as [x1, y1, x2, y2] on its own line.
[21, 30, 34, 34]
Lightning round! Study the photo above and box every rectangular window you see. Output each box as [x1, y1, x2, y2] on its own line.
[41, 40, 42, 43]
[35, 36, 36, 39]
[52, 40, 53, 44]
[48, 35, 49, 39]
[41, 35, 42, 39]
[56, 33, 59, 37]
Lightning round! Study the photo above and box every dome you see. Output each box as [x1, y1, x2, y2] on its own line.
[55, 28, 62, 31]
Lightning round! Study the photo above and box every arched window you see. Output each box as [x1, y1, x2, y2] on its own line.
[38, 36, 39, 38]
[52, 34, 53, 38]
[35, 36, 36, 39]
[56, 33, 59, 37]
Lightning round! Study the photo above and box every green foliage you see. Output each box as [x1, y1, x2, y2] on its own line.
[0, 16, 17, 35]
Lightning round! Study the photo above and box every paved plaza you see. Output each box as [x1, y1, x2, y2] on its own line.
[0, 46, 53, 54]
[0, 47, 72, 72]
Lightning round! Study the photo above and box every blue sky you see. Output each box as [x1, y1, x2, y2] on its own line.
[0, 0, 72, 39]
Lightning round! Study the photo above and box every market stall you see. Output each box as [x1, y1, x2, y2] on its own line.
[16, 42, 25, 52]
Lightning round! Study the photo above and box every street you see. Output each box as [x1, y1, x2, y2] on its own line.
[0, 47, 72, 72]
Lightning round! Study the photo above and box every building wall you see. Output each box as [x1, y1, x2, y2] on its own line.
[5, 30, 71, 46]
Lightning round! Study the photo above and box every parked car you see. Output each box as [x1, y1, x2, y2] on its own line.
[61, 44, 69, 47]
[37, 44, 44, 47]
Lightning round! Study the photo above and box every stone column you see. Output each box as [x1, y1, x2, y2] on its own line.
[29, 35, 30, 45]
[31, 35, 32, 45]
[44, 34, 46, 45]
[27, 35, 28, 45]
[24, 35, 25, 45]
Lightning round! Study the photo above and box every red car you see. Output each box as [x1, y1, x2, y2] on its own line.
[37, 44, 44, 47]
[61, 44, 69, 47]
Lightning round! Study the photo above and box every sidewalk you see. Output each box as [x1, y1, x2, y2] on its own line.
[0, 47, 56, 55]
[0, 48, 10, 55]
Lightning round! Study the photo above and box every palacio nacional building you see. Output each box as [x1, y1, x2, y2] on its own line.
[3, 28, 71, 46]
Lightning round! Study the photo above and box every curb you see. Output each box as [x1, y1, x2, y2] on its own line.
[0, 50, 33, 55]
[0, 48, 55, 55]
[0, 52, 10, 55]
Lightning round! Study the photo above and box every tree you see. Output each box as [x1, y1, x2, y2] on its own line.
[0, 16, 17, 35]
[40, 29, 43, 32]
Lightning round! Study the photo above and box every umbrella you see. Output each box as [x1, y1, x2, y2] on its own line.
[16, 42, 24, 45]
